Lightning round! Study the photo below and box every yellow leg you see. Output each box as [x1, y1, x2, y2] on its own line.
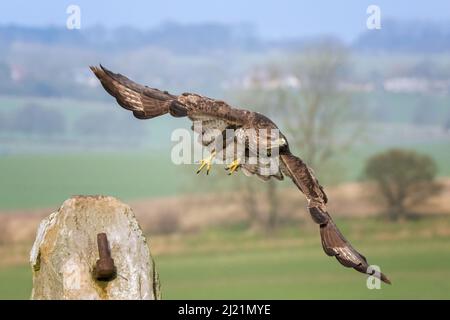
[225, 159, 241, 175]
[196, 151, 216, 175]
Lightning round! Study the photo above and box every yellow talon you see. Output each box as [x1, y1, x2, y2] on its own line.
[226, 159, 241, 175]
[196, 151, 216, 175]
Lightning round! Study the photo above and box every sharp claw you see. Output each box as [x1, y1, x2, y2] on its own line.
[226, 159, 240, 175]
[196, 160, 206, 174]
[196, 153, 215, 175]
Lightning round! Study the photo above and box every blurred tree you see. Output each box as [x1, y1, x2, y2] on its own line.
[75, 111, 146, 140]
[240, 177, 261, 228]
[444, 116, 450, 132]
[0, 63, 10, 88]
[277, 41, 359, 169]
[0, 111, 7, 132]
[266, 179, 279, 231]
[413, 96, 436, 126]
[11, 104, 65, 136]
[238, 40, 360, 169]
[0, 217, 11, 245]
[150, 210, 180, 235]
[75, 112, 116, 136]
[365, 149, 441, 221]
[231, 40, 363, 230]
[232, 39, 364, 229]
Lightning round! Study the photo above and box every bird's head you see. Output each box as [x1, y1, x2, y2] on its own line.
[278, 136, 287, 146]
[274, 131, 288, 146]
[267, 132, 289, 154]
[275, 133, 289, 153]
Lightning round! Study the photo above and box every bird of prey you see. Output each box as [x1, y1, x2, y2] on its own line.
[90, 65, 390, 284]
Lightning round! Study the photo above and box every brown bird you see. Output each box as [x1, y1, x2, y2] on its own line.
[90, 65, 390, 284]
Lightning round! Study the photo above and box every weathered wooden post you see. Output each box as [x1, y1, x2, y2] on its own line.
[30, 195, 161, 300]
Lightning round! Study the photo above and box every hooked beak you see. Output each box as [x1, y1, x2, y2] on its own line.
[278, 137, 287, 146]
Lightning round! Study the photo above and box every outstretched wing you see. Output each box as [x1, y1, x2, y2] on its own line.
[91, 65, 245, 149]
[280, 152, 391, 284]
[90, 65, 177, 119]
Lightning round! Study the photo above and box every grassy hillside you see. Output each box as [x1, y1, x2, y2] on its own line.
[1, 141, 450, 210]
[1, 93, 449, 210]
[1, 218, 450, 299]
[0, 151, 187, 209]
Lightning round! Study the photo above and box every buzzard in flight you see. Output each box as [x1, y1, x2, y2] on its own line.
[91, 65, 390, 284]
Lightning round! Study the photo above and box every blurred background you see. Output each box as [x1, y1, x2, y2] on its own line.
[0, 0, 450, 299]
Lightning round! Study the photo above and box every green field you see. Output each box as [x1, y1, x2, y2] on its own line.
[2, 93, 450, 210]
[1, 218, 450, 299]
[1, 140, 450, 210]
[0, 151, 188, 209]
[1, 93, 449, 299]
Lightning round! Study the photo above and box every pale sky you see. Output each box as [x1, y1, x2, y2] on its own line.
[1, 0, 449, 41]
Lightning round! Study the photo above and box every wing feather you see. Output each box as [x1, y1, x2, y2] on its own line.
[90, 65, 176, 119]
[91, 66, 242, 151]
[280, 152, 391, 284]
[190, 118, 229, 147]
